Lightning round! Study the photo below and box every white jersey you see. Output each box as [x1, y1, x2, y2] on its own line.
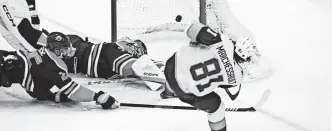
[165, 34, 243, 97]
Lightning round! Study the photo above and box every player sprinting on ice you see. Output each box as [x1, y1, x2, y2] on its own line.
[162, 22, 256, 131]
[0, 32, 120, 109]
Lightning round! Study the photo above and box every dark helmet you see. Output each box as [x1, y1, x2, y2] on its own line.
[46, 32, 73, 57]
[47, 32, 71, 51]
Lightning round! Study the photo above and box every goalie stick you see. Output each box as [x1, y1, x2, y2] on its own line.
[120, 103, 256, 112]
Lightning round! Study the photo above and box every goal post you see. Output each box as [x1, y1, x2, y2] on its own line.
[34, 0, 272, 83]
[112, 0, 212, 41]
[110, 0, 244, 41]
[111, 0, 117, 42]
[110, 0, 273, 83]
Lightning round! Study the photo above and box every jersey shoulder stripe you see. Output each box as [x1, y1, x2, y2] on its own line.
[16, 50, 34, 91]
[44, 48, 68, 73]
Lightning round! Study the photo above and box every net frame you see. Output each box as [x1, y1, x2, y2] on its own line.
[111, 0, 273, 83]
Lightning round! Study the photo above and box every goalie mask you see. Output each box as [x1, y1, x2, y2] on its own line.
[47, 32, 75, 58]
[117, 37, 147, 58]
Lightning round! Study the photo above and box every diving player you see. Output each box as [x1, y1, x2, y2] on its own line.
[0, 32, 119, 109]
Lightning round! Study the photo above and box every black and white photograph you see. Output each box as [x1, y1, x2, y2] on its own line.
[0, 0, 330, 131]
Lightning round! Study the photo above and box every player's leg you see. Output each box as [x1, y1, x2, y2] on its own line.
[182, 92, 227, 131]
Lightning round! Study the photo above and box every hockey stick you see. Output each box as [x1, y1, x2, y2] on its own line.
[86, 77, 164, 86]
[120, 103, 256, 112]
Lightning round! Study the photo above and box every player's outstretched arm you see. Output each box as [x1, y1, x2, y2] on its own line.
[45, 57, 119, 109]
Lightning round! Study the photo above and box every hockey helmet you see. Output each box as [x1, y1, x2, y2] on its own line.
[47, 32, 73, 58]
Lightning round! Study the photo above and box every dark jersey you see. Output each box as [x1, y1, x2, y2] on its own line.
[63, 35, 137, 79]
[14, 48, 80, 102]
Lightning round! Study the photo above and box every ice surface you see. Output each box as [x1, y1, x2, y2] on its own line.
[0, 0, 330, 131]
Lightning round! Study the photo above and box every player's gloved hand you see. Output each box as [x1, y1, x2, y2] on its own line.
[186, 22, 222, 46]
[234, 37, 257, 59]
[196, 27, 222, 45]
[94, 91, 120, 109]
[0, 53, 18, 88]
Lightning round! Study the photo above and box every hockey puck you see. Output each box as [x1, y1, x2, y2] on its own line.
[175, 15, 182, 22]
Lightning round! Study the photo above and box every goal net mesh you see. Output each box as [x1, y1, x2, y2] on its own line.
[116, 0, 273, 83]
[117, 0, 199, 38]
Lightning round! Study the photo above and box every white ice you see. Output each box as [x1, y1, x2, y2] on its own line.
[0, 0, 330, 131]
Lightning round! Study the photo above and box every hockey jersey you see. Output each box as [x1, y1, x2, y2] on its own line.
[164, 34, 243, 97]
[7, 48, 80, 102]
[63, 35, 137, 79]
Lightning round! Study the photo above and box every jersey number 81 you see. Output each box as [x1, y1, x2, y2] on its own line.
[190, 58, 224, 92]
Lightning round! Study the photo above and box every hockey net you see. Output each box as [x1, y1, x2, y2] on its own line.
[34, 0, 272, 83]
[116, 0, 273, 83]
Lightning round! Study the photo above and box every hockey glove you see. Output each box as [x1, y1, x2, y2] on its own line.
[186, 22, 222, 46]
[0, 53, 18, 88]
[196, 27, 222, 45]
[94, 91, 119, 109]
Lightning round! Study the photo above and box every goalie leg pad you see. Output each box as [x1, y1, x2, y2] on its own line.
[132, 55, 165, 91]
[132, 55, 165, 83]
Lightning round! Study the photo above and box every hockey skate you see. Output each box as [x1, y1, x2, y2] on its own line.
[160, 84, 177, 99]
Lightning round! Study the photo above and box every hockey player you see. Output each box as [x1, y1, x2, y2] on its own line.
[0, 0, 164, 90]
[57, 33, 165, 91]
[0, 32, 119, 109]
[61, 34, 150, 79]
[162, 22, 256, 131]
